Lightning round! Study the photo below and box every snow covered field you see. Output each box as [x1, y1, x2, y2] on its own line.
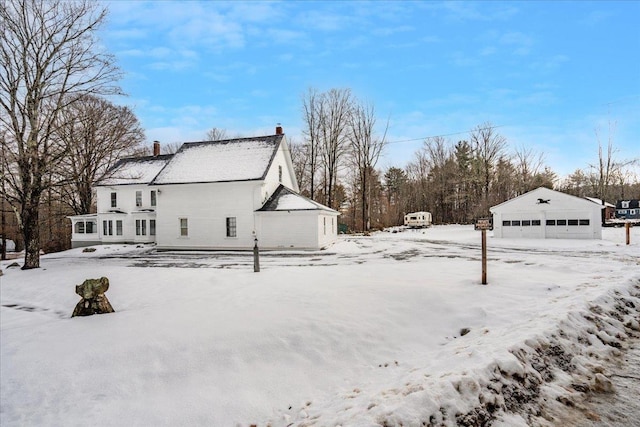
[1, 225, 639, 426]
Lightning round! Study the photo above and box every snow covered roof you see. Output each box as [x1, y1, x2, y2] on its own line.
[490, 187, 603, 212]
[96, 155, 173, 186]
[585, 197, 615, 208]
[151, 135, 282, 185]
[257, 185, 338, 213]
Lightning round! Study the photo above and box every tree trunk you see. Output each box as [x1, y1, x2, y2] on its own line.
[22, 194, 41, 269]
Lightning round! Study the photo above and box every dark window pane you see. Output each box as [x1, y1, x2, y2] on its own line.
[512, 220, 521, 226]
[522, 220, 531, 226]
[557, 219, 566, 226]
[502, 220, 511, 226]
[546, 220, 556, 226]
[579, 219, 590, 225]
[568, 219, 579, 226]
[532, 220, 541, 226]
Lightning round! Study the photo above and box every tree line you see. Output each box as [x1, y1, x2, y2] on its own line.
[292, 90, 639, 233]
[1, 1, 638, 267]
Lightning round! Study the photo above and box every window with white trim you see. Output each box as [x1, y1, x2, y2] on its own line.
[111, 192, 117, 208]
[103, 220, 113, 236]
[179, 218, 188, 236]
[150, 220, 156, 236]
[136, 191, 142, 207]
[150, 190, 157, 207]
[116, 220, 123, 236]
[136, 219, 146, 236]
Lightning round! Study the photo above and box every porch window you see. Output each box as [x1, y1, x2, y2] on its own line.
[75, 222, 85, 234]
[180, 218, 188, 236]
[522, 220, 531, 226]
[579, 219, 590, 226]
[116, 220, 123, 236]
[511, 220, 521, 226]
[502, 220, 511, 226]
[226, 217, 236, 237]
[151, 190, 157, 207]
[546, 220, 556, 226]
[103, 220, 113, 236]
[568, 219, 579, 226]
[136, 191, 142, 207]
[111, 192, 117, 208]
[557, 219, 567, 226]
[136, 219, 146, 236]
[150, 220, 156, 236]
[532, 220, 541, 226]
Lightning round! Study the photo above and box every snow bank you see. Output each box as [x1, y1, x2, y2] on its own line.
[1, 225, 639, 426]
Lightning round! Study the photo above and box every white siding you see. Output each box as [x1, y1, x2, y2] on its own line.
[491, 188, 602, 239]
[95, 185, 157, 243]
[256, 211, 339, 249]
[262, 143, 298, 197]
[155, 181, 261, 250]
[257, 212, 319, 249]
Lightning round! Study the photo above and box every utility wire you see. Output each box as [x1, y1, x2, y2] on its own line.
[384, 124, 505, 145]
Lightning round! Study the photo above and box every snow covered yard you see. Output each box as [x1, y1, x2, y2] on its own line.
[1, 225, 639, 426]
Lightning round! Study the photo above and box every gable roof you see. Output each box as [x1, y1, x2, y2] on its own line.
[257, 185, 338, 213]
[490, 187, 604, 212]
[151, 135, 283, 185]
[96, 155, 173, 186]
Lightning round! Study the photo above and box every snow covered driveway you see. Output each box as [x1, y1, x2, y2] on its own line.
[1, 225, 639, 426]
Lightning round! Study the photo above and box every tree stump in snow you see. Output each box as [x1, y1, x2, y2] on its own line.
[71, 277, 115, 317]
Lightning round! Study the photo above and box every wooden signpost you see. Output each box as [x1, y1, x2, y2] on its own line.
[476, 218, 491, 285]
[626, 222, 631, 245]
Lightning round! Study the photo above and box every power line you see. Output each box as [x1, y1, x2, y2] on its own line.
[385, 124, 505, 145]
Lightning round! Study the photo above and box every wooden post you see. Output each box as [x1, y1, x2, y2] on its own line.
[626, 222, 631, 245]
[253, 236, 260, 272]
[481, 228, 487, 285]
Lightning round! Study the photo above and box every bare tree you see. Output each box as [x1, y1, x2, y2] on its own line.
[301, 88, 322, 200]
[469, 122, 507, 215]
[205, 127, 228, 141]
[55, 95, 145, 215]
[289, 139, 311, 196]
[0, 0, 121, 268]
[318, 88, 353, 209]
[590, 122, 637, 202]
[347, 101, 387, 232]
[514, 145, 545, 194]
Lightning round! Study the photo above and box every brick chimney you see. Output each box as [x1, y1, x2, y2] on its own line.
[153, 141, 160, 156]
[275, 124, 283, 135]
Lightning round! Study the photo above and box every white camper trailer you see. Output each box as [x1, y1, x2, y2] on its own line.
[404, 211, 432, 228]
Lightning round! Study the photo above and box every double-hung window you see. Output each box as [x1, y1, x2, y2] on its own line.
[136, 191, 142, 207]
[180, 218, 188, 236]
[111, 192, 117, 208]
[136, 219, 146, 236]
[150, 191, 157, 207]
[226, 217, 236, 237]
[103, 220, 113, 236]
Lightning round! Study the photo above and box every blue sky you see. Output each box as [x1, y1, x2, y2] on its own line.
[100, 1, 640, 177]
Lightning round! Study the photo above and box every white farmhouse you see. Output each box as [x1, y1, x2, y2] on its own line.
[69, 128, 339, 250]
[490, 187, 603, 239]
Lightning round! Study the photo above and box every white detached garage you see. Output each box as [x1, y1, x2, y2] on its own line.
[490, 187, 603, 239]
